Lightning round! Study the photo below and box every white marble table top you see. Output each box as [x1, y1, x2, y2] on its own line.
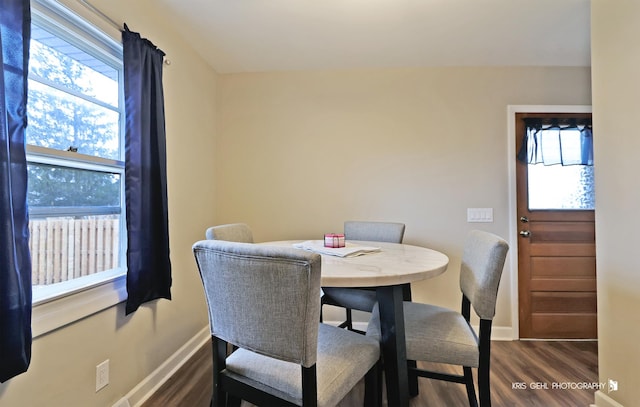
[262, 240, 449, 287]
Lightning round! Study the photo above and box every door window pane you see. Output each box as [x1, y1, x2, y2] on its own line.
[528, 164, 595, 210]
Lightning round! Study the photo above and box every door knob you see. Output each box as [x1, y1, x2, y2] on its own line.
[519, 230, 531, 237]
[520, 216, 529, 223]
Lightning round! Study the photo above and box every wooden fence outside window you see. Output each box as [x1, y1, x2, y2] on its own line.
[29, 217, 120, 286]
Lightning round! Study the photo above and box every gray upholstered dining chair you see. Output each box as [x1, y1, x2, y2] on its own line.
[321, 221, 406, 332]
[205, 222, 254, 243]
[193, 240, 381, 407]
[366, 230, 508, 407]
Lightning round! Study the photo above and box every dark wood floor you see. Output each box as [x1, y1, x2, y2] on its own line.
[142, 340, 598, 407]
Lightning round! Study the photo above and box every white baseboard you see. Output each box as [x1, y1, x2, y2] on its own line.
[592, 391, 625, 407]
[113, 326, 210, 407]
[485, 325, 515, 341]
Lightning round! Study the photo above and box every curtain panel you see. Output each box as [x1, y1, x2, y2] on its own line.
[0, 0, 32, 383]
[517, 118, 593, 166]
[122, 26, 172, 315]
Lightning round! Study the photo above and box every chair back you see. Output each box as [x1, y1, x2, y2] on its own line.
[205, 223, 254, 243]
[344, 221, 405, 243]
[193, 240, 321, 367]
[459, 230, 509, 320]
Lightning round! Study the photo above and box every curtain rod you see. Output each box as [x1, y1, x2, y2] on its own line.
[76, 0, 171, 65]
[77, 0, 121, 31]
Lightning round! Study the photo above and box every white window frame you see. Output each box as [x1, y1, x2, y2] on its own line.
[29, 0, 127, 337]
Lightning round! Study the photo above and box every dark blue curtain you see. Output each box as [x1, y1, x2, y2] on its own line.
[0, 0, 32, 383]
[517, 118, 593, 166]
[122, 25, 171, 315]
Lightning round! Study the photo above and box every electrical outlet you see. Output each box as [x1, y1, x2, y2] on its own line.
[96, 359, 109, 392]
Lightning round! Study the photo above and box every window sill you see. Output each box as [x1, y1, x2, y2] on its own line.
[32, 271, 127, 338]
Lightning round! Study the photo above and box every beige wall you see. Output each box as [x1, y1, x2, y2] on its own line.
[215, 66, 591, 327]
[2, 1, 619, 405]
[592, 1, 640, 406]
[0, 0, 216, 405]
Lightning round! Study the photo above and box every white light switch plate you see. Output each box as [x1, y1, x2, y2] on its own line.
[467, 208, 493, 223]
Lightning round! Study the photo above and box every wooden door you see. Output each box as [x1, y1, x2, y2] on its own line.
[516, 112, 597, 339]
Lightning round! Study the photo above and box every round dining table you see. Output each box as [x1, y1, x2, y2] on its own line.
[263, 240, 449, 407]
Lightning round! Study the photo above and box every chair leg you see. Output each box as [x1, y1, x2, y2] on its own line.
[463, 366, 478, 407]
[346, 308, 353, 330]
[406, 360, 420, 397]
[407, 360, 420, 397]
[212, 337, 230, 407]
[227, 395, 241, 407]
[478, 362, 491, 407]
[364, 361, 381, 407]
[478, 319, 492, 407]
[212, 384, 227, 407]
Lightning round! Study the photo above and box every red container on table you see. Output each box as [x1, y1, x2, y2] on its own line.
[324, 233, 345, 248]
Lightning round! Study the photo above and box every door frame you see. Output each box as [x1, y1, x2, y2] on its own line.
[506, 104, 592, 339]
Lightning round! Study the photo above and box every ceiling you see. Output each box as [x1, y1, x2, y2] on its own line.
[155, 0, 591, 74]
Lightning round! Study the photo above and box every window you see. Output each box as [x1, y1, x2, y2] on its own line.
[528, 162, 595, 210]
[28, 1, 126, 313]
[521, 123, 595, 210]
